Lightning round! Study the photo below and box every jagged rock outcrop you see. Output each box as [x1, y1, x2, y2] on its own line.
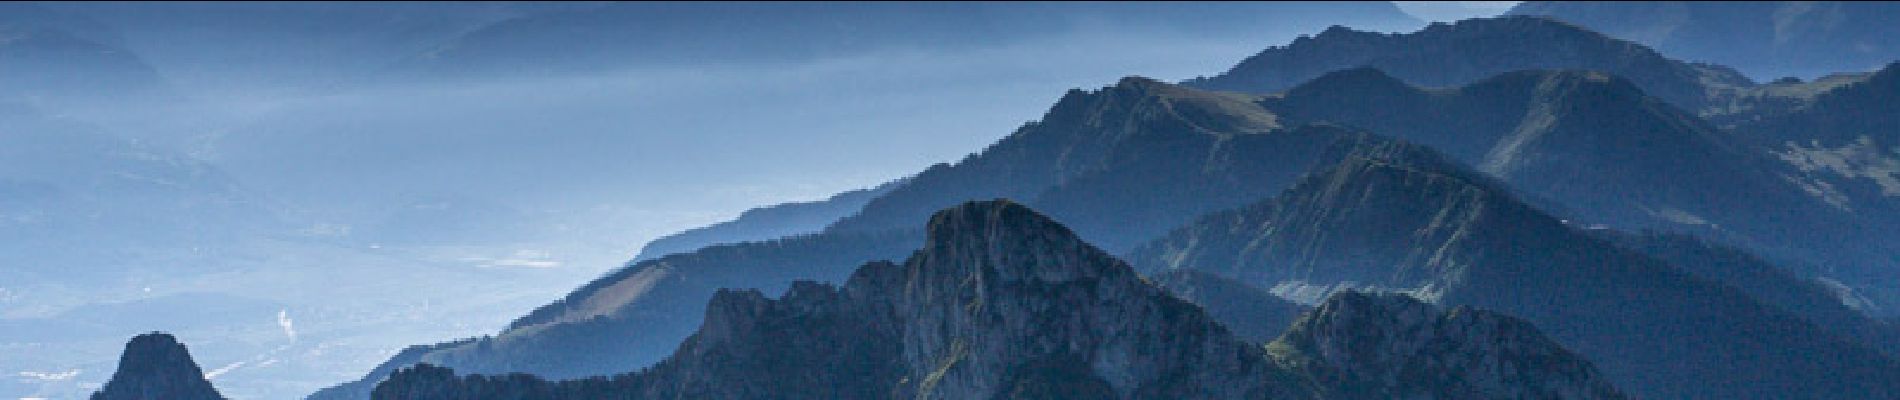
[1269, 292, 1625, 400]
[1133, 151, 1900, 399]
[372, 201, 1624, 400]
[91, 333, 226, 400]
[308, 228, 923, 400]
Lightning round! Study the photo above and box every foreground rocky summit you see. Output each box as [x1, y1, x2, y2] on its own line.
[91, 333, 225, 400]
[372, 200, 1622, 400]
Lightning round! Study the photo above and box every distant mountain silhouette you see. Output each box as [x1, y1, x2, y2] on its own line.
[631, 179, 903, 262]
[0, 5, 168, 111]
[388, 2, 1424, 79]
[1510, 1, 1900, 80]
[1185, 16, 1751, 111]
[0, 105, 279, 284]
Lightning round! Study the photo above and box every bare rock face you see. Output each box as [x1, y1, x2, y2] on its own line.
[888, 200, 1285, 399]
[1269, 292, 1625, 400]
[91, 333, 226, 400]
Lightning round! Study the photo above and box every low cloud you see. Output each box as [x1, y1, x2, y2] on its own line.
[16, 369, 80, 381]
[204, 361, 245, 379]
[277, 309, 296, 342]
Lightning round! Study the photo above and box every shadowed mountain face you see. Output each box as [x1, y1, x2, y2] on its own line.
[90, 333, 225, 400]
[1258, 67, 1900, 293]
[1509, 1, 1900, 80]
[1591, 230, 1900, 353]
[1149, 268, 1309, 343]
[1132, 151, 1900, 399]
[1185, 16, 1751, 111]
[370, 201, 1624, 400]
[1731, 63, 1900, 234]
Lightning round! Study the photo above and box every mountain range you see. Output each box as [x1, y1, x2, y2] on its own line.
[368, 201, 1625, 400]
[1131, 139, 1900, 399]
[29, 5, 1900, 400]
[313, 14, 1900, 399]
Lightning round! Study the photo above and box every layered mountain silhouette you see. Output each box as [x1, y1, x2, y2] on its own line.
[321, 40, 1900, 398]
[1131, 149, 1900, 398]
[387, 2, 1423, 79]
[630, 179, 903, 262]
[40, 2, 544, 93]
[824, 77, 1426, 253]
[315, 76, 1436, 400]
[306, 229, 925, 400]
[91, 333, 225, 400]
[1185, 16, 1751, 111]
[267, 12, 1900, 400]
[1510, 1, 1900, 80]
[371, 201, 1624, 400]
[0, 4, 168, 111]
[0, 105, 279, 284]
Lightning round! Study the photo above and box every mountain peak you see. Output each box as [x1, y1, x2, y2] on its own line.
[919, 199, 1116, 285]
[91, 332, 226, 400]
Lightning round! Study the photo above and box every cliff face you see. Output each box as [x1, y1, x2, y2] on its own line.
[91, 333, 226, 400]
[882, 200, 1283, 399]
[373, 201, 1623, 400]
